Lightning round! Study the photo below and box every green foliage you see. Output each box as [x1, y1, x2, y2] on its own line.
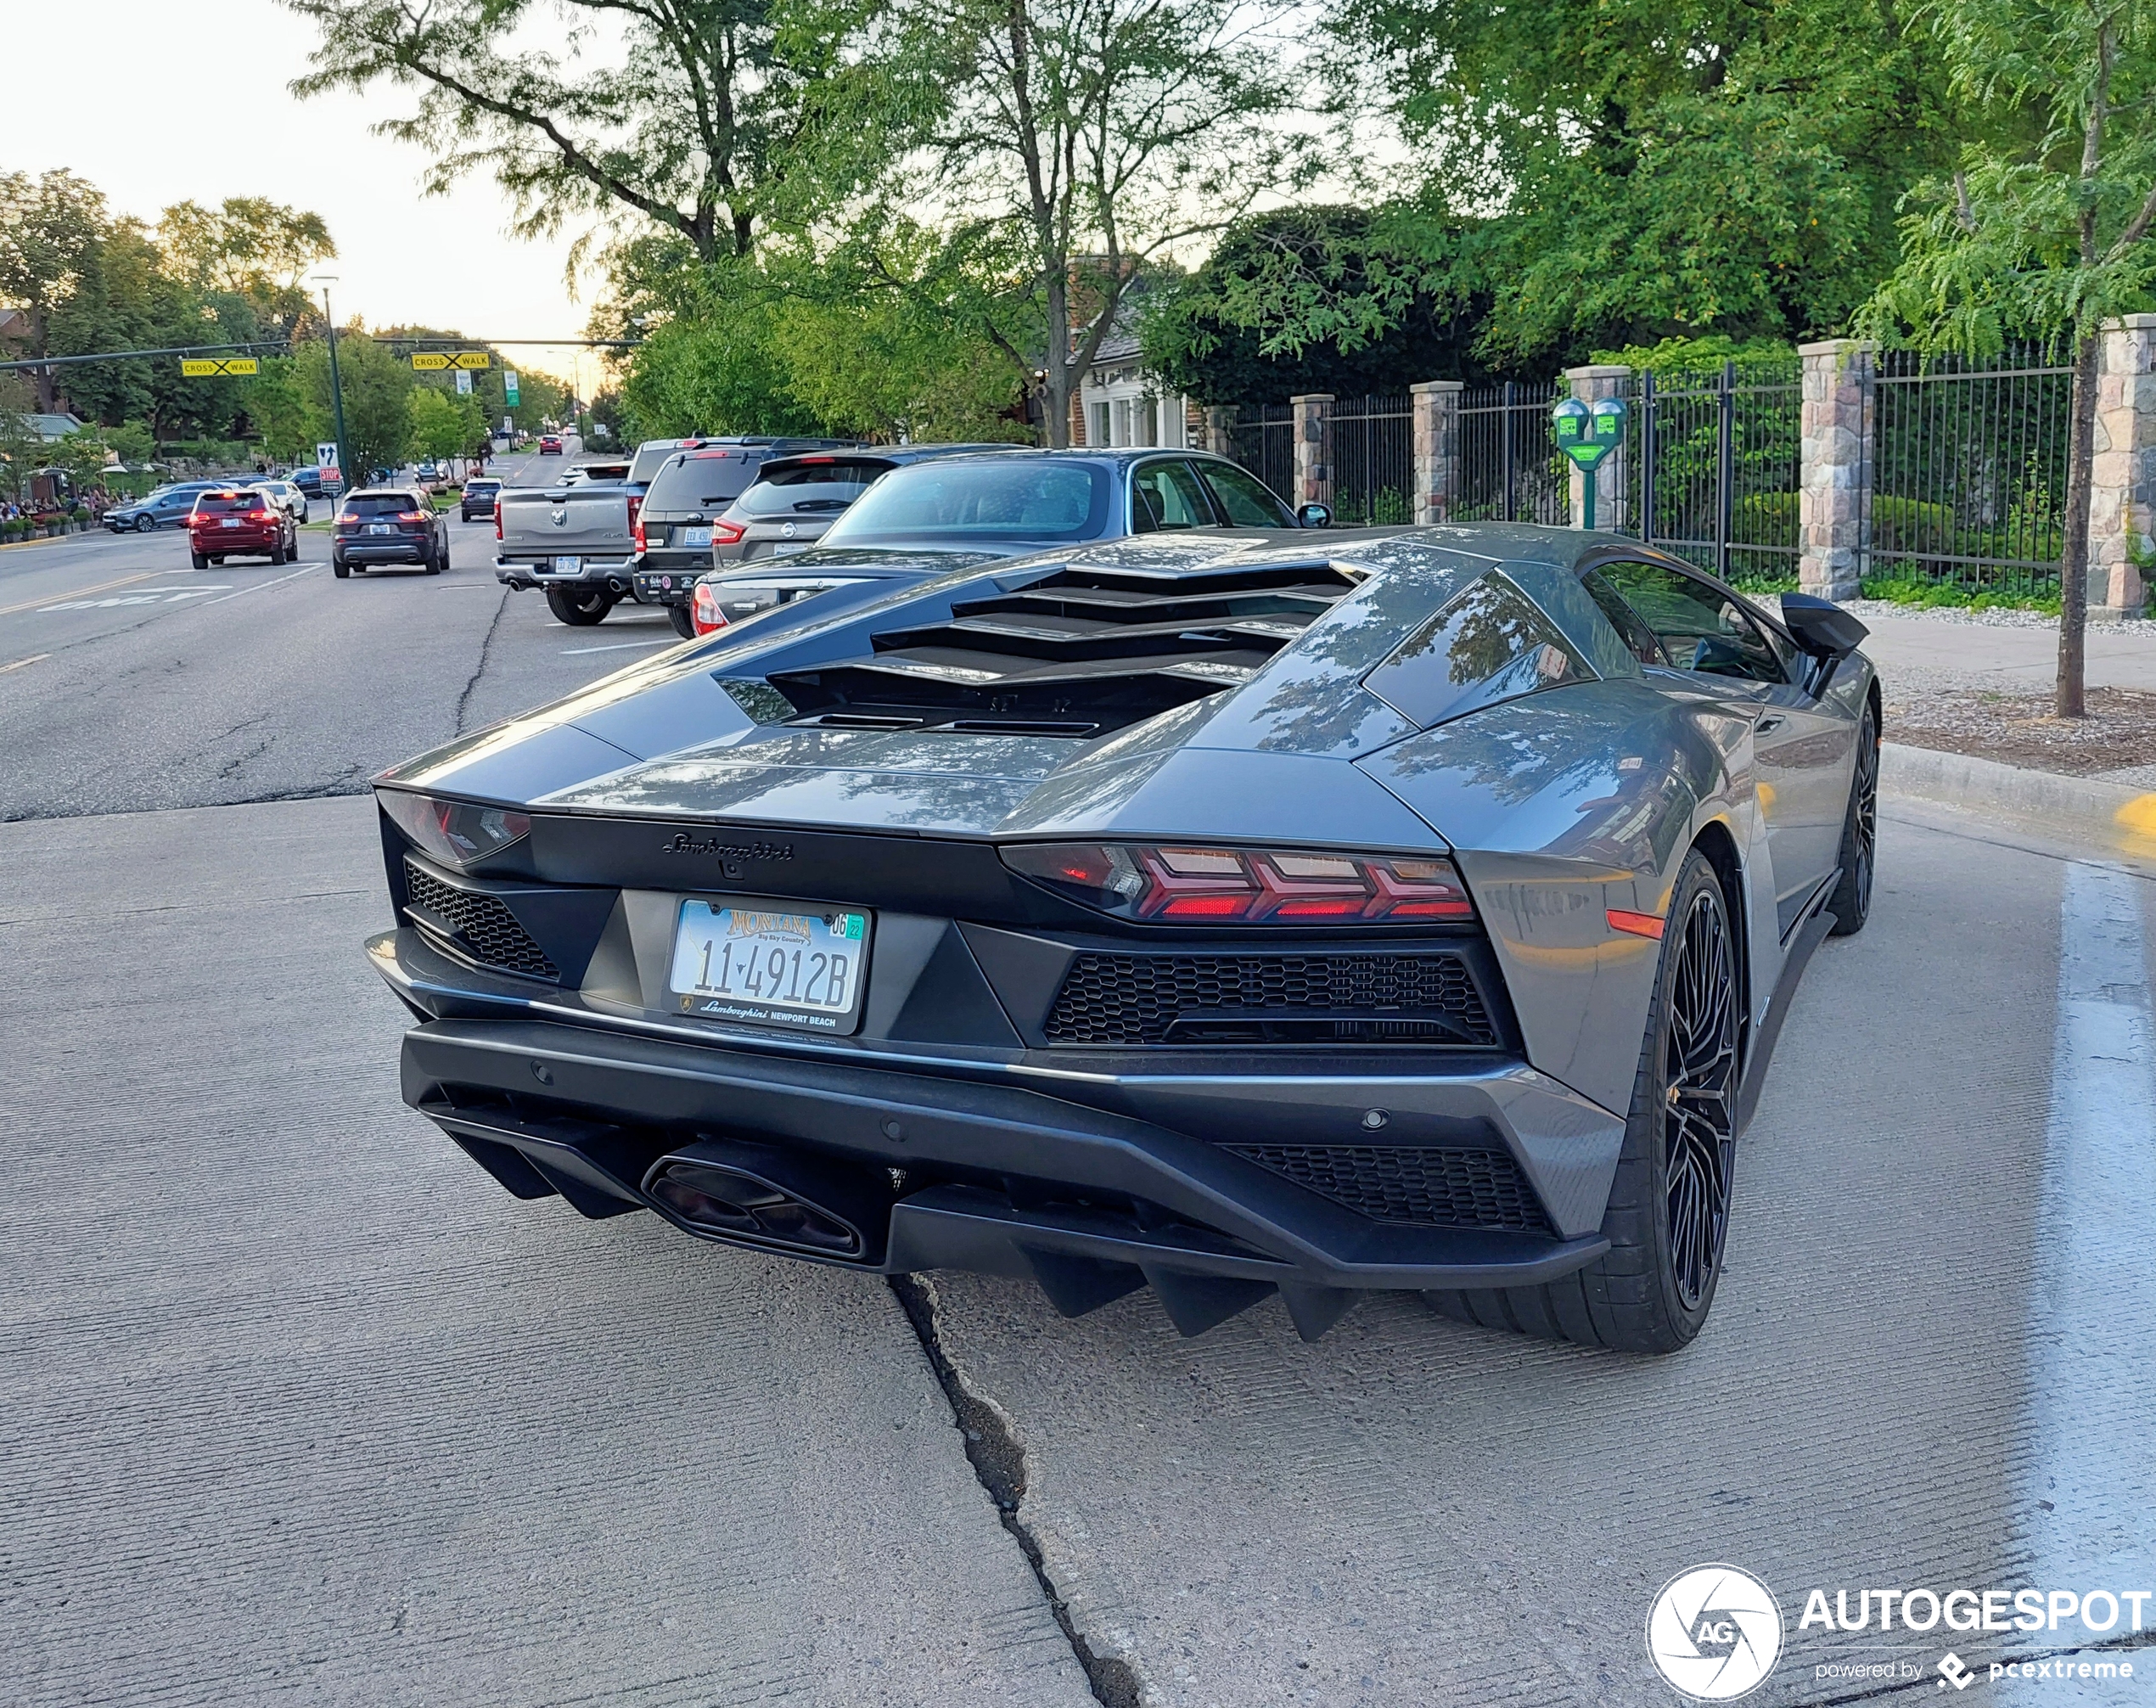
[242, 358, 323, 464]
[295, 329, 412, 475]
[1861, 573, 2063, 614]
[408, 385, 480, 462]
[1591, 336, 1799, 378]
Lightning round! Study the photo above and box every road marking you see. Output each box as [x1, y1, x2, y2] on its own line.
[561, 638, 679, 655]
[203, 565, 322, 606]
[36, 587, 229, 612]
[0, 570, 166, 620]
[2024, 862, 2155, 1607]
[0, 653, 49, 674]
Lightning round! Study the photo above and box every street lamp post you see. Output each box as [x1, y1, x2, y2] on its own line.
[313, 276, 353, 498]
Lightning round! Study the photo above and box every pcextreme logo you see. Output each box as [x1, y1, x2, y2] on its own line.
[1647, 1565, 1785, 1701]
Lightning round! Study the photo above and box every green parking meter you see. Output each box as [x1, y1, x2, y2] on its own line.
[1553, 395, 1628, 529]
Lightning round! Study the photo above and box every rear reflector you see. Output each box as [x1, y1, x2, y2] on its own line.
[1606, 907, 1665, 940]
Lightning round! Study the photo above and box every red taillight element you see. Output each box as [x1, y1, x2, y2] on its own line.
[493, 499, 503, 541]
[1000, 843, 1474, 924]
[396, 511, 428, 522]
[377, 789, 533, 870]
[626, 493, 643, 553]
[1606, 907, 1665, 940]
[710, 519, 746, 546]
[691, 582, 728, 635]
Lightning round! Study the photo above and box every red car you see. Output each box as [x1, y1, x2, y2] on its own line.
[538, 435, 564, 454]
[188, 489, 298, 568]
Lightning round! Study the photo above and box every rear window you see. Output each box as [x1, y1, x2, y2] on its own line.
[341, 492, 424, 517]
[629, 439, 706, 485]
[644, 449, 764, 511]
[821, 459, 1109, 543]
[465, 479, 500, 493]
[732, 459, 890, 517]
[194, 492, 266, 515]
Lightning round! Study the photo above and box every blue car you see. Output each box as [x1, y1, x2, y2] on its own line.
[104, 482, 226, 533]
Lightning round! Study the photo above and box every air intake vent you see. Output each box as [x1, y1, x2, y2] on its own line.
[763, 560, 1361, 737]
[1227, 1144, 1550, 1232]
[403, 860, 560, 981]
[1043, 951, 1496, 1047]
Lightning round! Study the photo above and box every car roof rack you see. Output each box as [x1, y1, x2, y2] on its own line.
[762, 559, 1360, 738]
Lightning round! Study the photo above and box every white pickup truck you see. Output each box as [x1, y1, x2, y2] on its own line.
[492, 464, 643, 626]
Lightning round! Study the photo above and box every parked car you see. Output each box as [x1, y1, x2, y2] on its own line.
[284, 466, 340, 500]
[364, 525, 1879, 1349]
[188, 488, 299, 568]
[245, 478, 310, 525]
[104, 482, 224, 532]
[459, 477, 502, 523]
[333, 487, 451, 577]
[538, 435, 564, 455]
[677, 448, 1337, 637]
[626, 435, 856, 489]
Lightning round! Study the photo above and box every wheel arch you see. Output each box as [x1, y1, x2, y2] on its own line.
[1686, 817, 1754, 1070]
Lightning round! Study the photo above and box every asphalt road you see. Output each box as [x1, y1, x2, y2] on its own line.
[3, 475, 2154, 1707]
[0, 444, 681, 822]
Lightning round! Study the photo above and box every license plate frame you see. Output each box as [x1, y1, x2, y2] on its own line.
[668, 897, 873, 1034]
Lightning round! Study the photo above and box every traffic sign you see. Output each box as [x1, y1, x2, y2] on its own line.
[409, 351, 490, 370]
[503, 370, 520, 407]
[410, 352, 451, 371]
[180, 357, 259, 377]
[317, 442, 339, 469]
[452, 351, 490, 370]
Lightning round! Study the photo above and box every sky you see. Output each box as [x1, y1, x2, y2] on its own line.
[0, 0, 607, 396]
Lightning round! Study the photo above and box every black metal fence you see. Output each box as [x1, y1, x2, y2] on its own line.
[1455, 381, 1569, 525]
[1328, 395, 1414, 524]
[1631, 361, 1802, 587]
[1862, 345, 2072, 599]
[1227, 405, 1294, 505]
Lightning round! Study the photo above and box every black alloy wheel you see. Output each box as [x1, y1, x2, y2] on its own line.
[1827, 705, 1878, 936]
[1660, 880, 1738, 1312]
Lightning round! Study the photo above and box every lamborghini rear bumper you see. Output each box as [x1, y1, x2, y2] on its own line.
[373, 925, 1625, 1337]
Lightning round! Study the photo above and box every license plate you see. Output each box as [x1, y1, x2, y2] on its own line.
[771, 541, 809, 555]
[551, 555, 582, 573]
[368, 523, 393, 535]
[221, 518, 243, 529]
[683, 527, 712, 548]
[669, 898, 872, 1033]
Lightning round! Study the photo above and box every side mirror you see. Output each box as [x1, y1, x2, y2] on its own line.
[1778, 593, 1868, 660]
[1297, 503, 1333, 529]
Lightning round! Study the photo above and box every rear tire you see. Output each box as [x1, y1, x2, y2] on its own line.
[1425, 848, 1740, 1354]
[270, 541, 287, 566]
[190, 549, 208, 570]
[545, 585, 615, 626]
[1827, 704, 1878, 936]
[667, 604, 697, 638]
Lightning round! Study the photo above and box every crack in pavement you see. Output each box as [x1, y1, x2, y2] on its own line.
[455, 586, 514, 736]
[890, 1275, 1144, 1708]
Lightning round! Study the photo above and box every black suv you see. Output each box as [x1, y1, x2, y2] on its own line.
[459, 476, 503, 523]
[333, 488, 451, 577]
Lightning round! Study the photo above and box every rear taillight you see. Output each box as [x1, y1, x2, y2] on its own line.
[493, 499, 503, 540]
[379, 789, 532, 870]
[711, 519, 745, 546]
[396, 510, 428, 522]
[1000, 844, 1474, 924]
[627, 493, 644, 552]
[691, 582, 727, 635]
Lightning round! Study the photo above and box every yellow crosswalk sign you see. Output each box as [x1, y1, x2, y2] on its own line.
[180, 357, 259, 377]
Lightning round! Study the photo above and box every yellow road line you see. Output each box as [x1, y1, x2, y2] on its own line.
[0, 570, 166, 621]
[0, 652, 50, 674]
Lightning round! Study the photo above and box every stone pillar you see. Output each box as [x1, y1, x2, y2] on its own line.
[1797, 340, 1872, 602]
[2091, 314, 2156, 620]
[1562, 364, 1631, 531]
[1291, 393, 1333, 509]
[1204, 405, 1236, 458]
[1410, 380, 1463, 523]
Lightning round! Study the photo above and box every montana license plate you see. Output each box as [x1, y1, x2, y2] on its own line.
[669, 898, 872, 1032]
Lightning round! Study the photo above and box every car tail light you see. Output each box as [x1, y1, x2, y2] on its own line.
[379, 789, 532, 870]
[691, 582, 728, 635]
[626, 493, 643, 552]
[339, 511, 360, 525]
[493, 499, 503, 540]
[710, 519, 746, 546]
[1000, 843, 1474, 924]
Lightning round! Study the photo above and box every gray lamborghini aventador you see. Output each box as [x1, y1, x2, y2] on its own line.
[366, 523, 1878, 1351]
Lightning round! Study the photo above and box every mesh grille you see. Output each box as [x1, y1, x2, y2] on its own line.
[1228, 1144, 1550, 1232]
[403, 861, 560, 981]
[1043, 952, 1495, 1046]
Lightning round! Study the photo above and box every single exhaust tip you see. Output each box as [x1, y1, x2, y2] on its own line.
[646, 1157, 867, 1257]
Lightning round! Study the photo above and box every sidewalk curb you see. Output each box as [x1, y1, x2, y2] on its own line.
[1883, 741, 2156, 854]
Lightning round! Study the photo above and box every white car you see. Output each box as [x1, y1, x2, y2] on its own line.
[246, 479, 310, 525]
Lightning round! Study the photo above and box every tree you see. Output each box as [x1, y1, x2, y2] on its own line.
[407, 385, 473, 463]
[1859, 0, 2156, 716]
[0, 170, 109, 410]
[0, 373, 41, 502]
[243, 357, 323, 464]
[1311, 0, 1955, 365]
[845, 0, 1318, 444]
[158, 197, 335, 326]
[283, 0, 851, 262]
[296, 329, 413, 477]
